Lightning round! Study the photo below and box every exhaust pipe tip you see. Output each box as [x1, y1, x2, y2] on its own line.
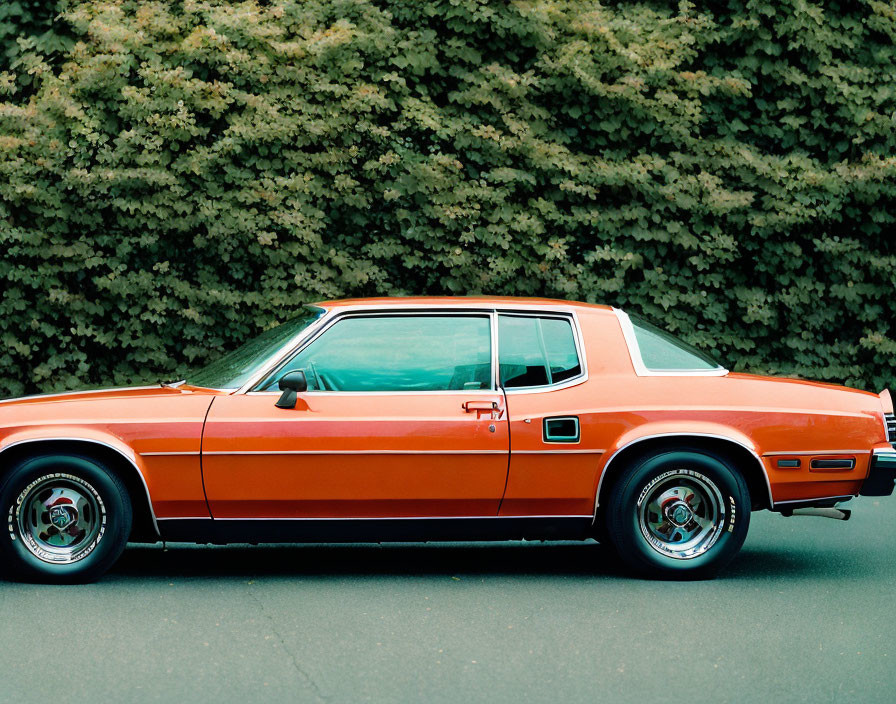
[782, 507, 851, 521]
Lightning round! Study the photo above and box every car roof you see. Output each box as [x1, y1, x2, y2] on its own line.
[312, 296, 614, 312]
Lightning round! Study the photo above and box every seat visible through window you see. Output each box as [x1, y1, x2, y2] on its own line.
[498, 315, 581, 388]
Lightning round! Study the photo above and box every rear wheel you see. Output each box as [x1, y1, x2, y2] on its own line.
[0, 454, 132, 583]
[605, 448, 750, 579]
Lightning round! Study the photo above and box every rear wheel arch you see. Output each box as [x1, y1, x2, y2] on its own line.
[0, 439, 158, 542]
[594, 434, 772, 521]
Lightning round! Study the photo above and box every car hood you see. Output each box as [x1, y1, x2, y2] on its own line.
[0, 385, 217, 408]
[0, 384, 221, 432]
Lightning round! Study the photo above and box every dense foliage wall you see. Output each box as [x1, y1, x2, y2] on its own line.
[1, 0, 895, 397]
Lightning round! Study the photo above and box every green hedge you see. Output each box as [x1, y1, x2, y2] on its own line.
[1, 0, 895, 398]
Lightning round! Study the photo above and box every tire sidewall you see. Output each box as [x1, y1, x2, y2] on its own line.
[0, 454, 131, 583]
[609, 449, 751, 578]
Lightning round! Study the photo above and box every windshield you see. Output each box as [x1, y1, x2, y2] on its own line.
[186, 306, 326, 389]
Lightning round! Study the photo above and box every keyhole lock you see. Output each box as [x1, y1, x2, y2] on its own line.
[488, 424, 496, 433]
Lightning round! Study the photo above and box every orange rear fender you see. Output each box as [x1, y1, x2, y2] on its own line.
[592, 421, 772, 514]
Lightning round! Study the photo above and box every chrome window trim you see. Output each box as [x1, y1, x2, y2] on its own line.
[0, 437, 160, 538]
[498, 310, 589, 394]
[592, 432, 773, 519]
[873, 447, 896, 455]
[501, 378, 588, 394]
[245, 389, 500, 397]
[613, 308, 728, 377]
[238, 303, 589, 395]
[247, 309, 496, 394]
[490, 311, 500, 391]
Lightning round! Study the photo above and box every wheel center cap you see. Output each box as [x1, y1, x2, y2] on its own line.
[49, 505, 77, 530]
[668, 502, 692, 527]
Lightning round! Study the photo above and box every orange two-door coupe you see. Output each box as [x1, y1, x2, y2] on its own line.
[1, 297, 894, 583]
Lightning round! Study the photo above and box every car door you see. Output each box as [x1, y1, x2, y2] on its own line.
[496, 312, 602, 517]
[201, 311, 510, 518]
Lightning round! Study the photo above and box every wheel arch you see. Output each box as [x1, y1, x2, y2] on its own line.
[0, 437, 159, 542]
[593, 432, 773, 520]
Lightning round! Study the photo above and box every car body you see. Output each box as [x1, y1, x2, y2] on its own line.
[1, 296, 894, 582]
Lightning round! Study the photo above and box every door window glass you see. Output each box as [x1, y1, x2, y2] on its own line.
[260, 315, 492, 392]
[498, 315, 582, 388]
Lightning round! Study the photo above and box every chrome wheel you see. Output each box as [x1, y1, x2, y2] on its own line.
[636, 468, 725, 560]
[10, 472, 106, 564]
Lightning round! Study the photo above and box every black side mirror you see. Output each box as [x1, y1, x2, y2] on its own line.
[275, 370, 307, 409]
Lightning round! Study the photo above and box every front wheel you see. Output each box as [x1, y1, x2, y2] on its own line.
[0, 454, 132, 583]
[605, 448, 750, 579]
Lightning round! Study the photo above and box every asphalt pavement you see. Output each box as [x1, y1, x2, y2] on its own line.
[1, 498, 895, 703]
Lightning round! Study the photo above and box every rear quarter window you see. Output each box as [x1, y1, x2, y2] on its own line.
[630, 316, 721, 372]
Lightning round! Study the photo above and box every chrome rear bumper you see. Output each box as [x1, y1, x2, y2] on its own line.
[860, 449, 896, 497]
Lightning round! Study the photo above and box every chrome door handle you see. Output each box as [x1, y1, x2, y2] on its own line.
[463, 401, 498, 413]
